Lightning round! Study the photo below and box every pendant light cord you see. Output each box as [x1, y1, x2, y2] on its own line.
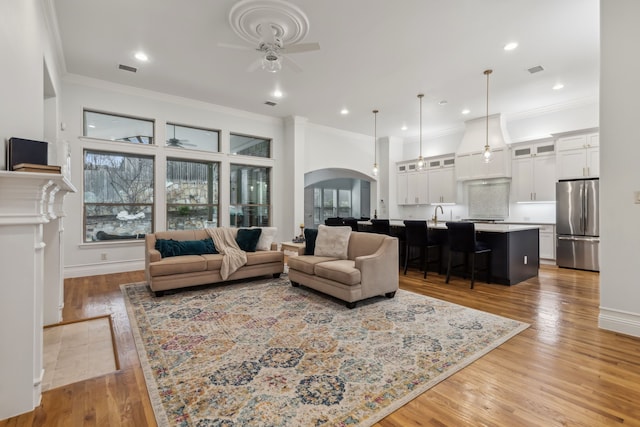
[418, 94, 424, 158]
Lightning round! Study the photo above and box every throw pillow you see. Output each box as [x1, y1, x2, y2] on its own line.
[304, 228, 318, 255]
[254, 226, 277, 251]
[236, 228, 262, 252]
[313, 224, 351, 259]
[155, 238, 217, 258]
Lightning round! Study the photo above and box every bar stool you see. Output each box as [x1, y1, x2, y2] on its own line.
[324, 217, 343, 226]
[370, 219, 391, 235]
[445, 222, 491, 289]
[342, 217, 359, 231]
[403, 220, 441, 278]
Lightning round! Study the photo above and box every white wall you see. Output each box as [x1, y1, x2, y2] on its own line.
[599, 0, 640, 337]
[60, 76, 286, 277]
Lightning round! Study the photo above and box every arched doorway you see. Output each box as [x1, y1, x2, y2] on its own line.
[304, 168, 376, 228]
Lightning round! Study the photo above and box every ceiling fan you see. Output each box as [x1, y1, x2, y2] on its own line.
[219, 23, 320, 73]
[166, 127, 196, 148]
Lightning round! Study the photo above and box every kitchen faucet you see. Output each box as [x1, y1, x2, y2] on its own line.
[433, 205, 444, 224]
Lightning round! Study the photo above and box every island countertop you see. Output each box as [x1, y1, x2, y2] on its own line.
[361, 220, 540, 233]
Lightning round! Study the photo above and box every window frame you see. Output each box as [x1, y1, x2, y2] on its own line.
[83, 148, 156, 242]
[83, 109, 155, 145]
[229, 132, 272, 158]
[166, 157, 221, 230]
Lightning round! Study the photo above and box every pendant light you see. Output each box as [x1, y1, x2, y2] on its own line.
[483, 69, 493, 163]
[417, 93, 424, 170]
[372, 109, 379, 176]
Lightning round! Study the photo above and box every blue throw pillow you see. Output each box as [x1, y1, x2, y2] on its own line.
[304, 228, 318, 255]
[236, 228, 262, 252]
[155, 238, 217, 258]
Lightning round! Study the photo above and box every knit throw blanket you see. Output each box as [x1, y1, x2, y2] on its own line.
[206, 228, 247, 280]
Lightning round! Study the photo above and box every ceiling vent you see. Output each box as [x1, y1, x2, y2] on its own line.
[527, 65, 544, 74]
[264, 101, 277, 106]
[118, 64, 137, 73]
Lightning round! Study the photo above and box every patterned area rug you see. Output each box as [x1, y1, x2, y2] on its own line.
[122, 277, 528, 427]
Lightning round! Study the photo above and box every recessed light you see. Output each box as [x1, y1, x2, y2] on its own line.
[553, 83, 565, 90]
[134, 51, 148, 61]
[88, 124, 96, 128]
[504, 42, 518, 51]
[438, 100, 448, 106]
[461, 109, 470, 115]
[340, 108, 349, 115]
[401, 125, 408, 131]
[273, 90, 283, 98]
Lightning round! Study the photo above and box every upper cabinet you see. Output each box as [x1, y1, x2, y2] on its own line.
[455, 146, 511, 181]
[511, 139, 556, 202]
[397, 162, 428, 205]
[427, 156, 456, 204]
[556, 131, 599, 179]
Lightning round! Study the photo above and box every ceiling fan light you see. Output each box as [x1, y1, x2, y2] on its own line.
[261, 51, 282, 73]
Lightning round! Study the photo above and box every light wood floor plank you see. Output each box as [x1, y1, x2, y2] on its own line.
[1, 266, 639, 426]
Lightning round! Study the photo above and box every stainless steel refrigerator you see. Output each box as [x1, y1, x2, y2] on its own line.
[556, 178, 599, 271]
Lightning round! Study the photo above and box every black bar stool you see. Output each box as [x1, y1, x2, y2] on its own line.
[445, 222, 491, 289]
[403, 220, 441, 278]
[324, 217, 343, 226]
[370, 219, 391, 235]
[342, 217, 359, 231]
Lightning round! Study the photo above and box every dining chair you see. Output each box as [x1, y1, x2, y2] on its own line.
[445, 221, 491, 289]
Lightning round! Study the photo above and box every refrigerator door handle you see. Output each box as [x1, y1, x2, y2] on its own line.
[558, 236, 600, 242]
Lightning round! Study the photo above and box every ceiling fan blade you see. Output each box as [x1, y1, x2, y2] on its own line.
[283, 56, 303, 73]
[246, 58, 263, 72]
[282, 42, 320, 54]
[217, 42, 253, 51]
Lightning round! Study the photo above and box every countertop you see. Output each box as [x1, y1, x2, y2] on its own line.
[359, 220, 540, 233]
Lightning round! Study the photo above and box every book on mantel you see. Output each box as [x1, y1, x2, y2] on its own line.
[13, 163, 62, 174]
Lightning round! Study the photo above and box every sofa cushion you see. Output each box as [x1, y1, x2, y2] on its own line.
[202, 254, 224, 271]
[236, 228, 262, 252]
[304, 228, 318, 255]
[314, 260, 361, 286]
[314, 225, 351, 259]
[288, 255, 338, 275]
[149, 255, 207, 277]
[155, 238, 217, 258]
[246, 250, 284, 266]
[254, 227, 277, 251]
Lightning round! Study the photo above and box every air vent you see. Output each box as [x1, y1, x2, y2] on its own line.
[118, 64, 137, 73]
[527, 65, 544, 74]
[264, 101, 277, 106]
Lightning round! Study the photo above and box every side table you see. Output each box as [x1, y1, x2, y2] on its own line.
[281, 241, 306, 256]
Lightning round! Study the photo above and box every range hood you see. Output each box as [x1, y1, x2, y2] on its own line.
[456, 113, 512, 155]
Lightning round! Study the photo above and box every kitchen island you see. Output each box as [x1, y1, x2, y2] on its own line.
[360, 221, 540, 285]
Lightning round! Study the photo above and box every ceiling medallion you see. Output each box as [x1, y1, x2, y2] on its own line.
[228, 0, 310, 46]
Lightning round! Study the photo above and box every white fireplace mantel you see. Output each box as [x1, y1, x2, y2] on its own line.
[0, 171, 76, 420]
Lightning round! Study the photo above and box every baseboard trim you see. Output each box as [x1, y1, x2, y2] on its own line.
[65, 259, 144, 278]
[599, 307, 640, 338]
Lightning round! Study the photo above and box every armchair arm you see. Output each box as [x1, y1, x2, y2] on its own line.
[355, 237, 399, 296]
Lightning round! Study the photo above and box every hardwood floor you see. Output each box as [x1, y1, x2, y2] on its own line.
[2, 266, 640, 426]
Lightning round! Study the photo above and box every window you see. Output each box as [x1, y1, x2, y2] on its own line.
[83, 110, 154, 144]
[84, 150, 154, 242]
[230, 164, 270, 227]
[230, 133, 271, 158]
[166, 123, 219, 152]
[166, 159, 219, 230]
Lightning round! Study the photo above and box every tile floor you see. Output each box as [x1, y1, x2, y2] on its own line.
[42, 317, 117, 391]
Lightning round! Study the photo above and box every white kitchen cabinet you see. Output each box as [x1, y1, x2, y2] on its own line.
[427, 157, 456, 204]
[397, 162, 428, 205]
[556, 132, 599, 179]
[407, 171, 429, 204]
[512, 140, 556, 202]
[455, 147, 511, 181]
[538, 224, 555, 260]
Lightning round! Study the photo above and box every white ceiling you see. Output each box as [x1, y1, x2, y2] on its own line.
[50, 0, 599, 142]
